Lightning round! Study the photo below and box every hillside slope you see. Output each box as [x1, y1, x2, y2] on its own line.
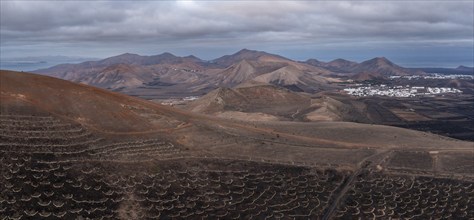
[185, 84, 311, 120]
[1, 70, 471, 151]
[0, 70, 190, 132]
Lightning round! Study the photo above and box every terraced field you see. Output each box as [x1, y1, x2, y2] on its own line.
[334, 173, 474, 219]
[0, 151, 350, 219]
[0, 114, 350, 219]
[0, 115, 182, 160]
[1, 113, 473, 219]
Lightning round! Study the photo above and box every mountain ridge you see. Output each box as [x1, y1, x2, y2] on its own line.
[28, 49, 431, 97]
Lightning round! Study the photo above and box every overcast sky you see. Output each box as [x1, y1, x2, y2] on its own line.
[1, 0, 473, 67]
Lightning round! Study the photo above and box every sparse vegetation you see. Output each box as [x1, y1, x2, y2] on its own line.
[335, 173, 474, 219]
[0, 70, 472, 219]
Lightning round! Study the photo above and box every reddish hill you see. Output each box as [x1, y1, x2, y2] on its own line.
[0, 70, 190, 132]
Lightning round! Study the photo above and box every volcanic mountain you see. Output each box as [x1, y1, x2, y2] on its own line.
[411, 65, 474, 75]
[79, 63, 155, 89]
[208, 49, 333, 88]
[351, 57, 422, 76]
[305, 58, 359, 73]
[33, 49, 336, 96]
[33, 52, 217, 97]
[33, 50, 429, 97]
[211, 48, 292, 67]
[305, 57, 424, 78]
[208, 60, 261, 87]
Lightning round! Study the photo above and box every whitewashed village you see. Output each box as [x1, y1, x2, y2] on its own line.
[344, 74, 466, 97]
[344, 85, 462, 97]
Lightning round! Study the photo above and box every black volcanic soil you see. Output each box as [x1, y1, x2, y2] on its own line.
[1, 70, 473, 219]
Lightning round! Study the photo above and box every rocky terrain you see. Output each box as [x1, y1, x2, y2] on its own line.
[1, 70, 473, 219]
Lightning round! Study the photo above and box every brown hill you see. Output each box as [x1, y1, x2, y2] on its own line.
[185, 84, 311, 120]
[306, 96, 370, 122]
[210, 60, 261, 87]
[0, 70, 191, 132]
[252, 65, 337, 92]
[186, 84, 372, 123]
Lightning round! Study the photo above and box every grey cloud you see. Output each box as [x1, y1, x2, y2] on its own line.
[2, 1, 472, 44]
[0, 1, 127, 31]
[0, 0, 472, 66]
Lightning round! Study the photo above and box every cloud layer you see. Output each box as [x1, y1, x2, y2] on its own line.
[1, 1, 473, 66]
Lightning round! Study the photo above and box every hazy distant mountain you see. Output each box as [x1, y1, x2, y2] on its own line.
[35, 52, 205, 76]
[305, 58, 358, 73]
[305, 57, 424, 77]
[96, 52, 203, 66]
[0, 55, 98, 72]
[2, 55, 97, 63]
[410, 66, 474, 75]
[456, 65, 474, 71]
[33, 52, 210, 93]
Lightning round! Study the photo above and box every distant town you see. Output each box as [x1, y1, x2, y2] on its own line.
[344, 84, 462, 97]
[389, 74, 474, 80]
[160, 96, 200, 105]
